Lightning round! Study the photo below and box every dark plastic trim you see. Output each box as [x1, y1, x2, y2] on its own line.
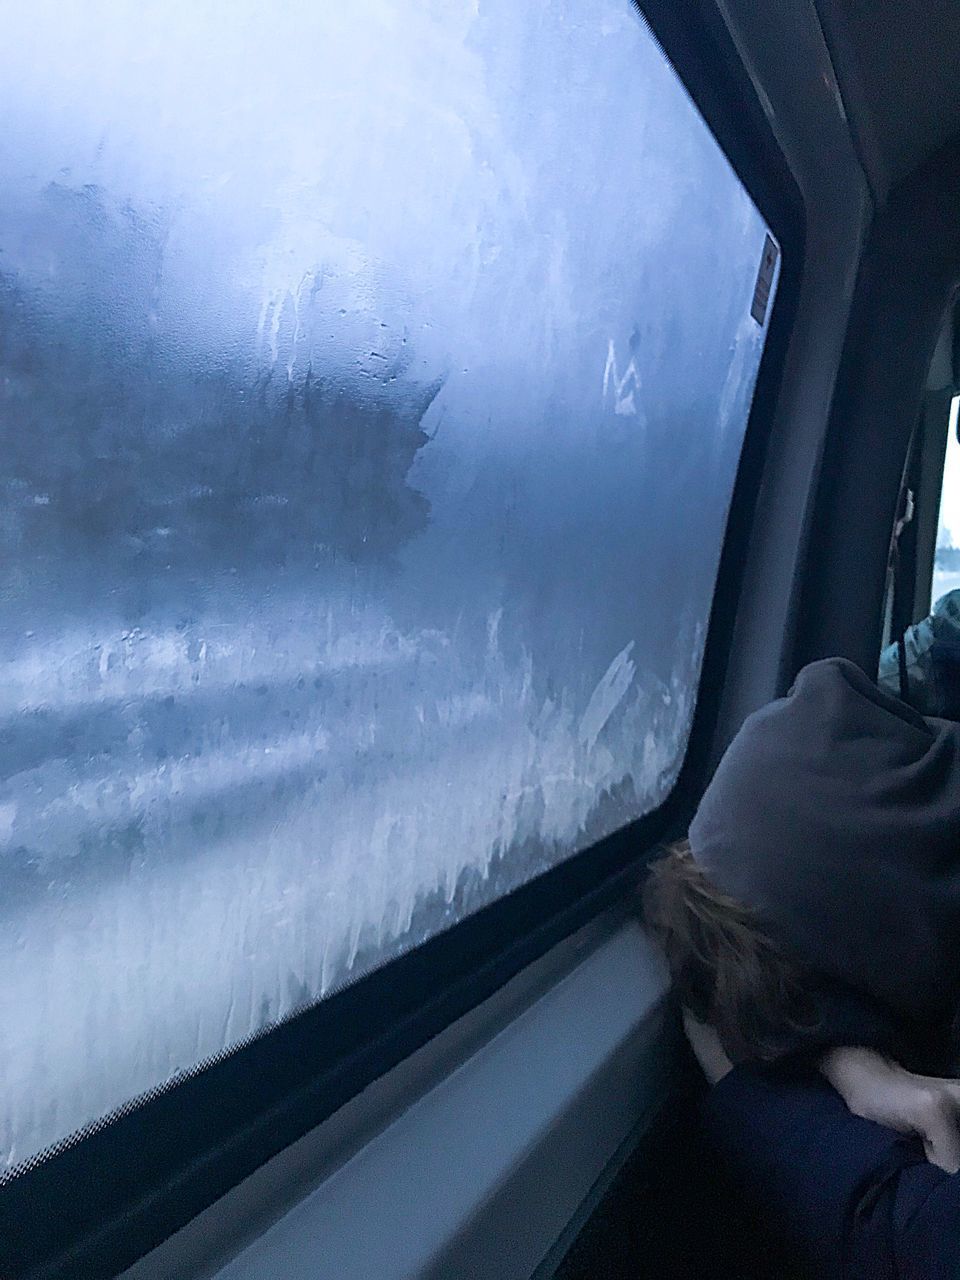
[0, 5, 804, 1277]
[793, 141, 960, 674]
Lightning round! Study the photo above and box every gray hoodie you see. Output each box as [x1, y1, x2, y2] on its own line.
[690, 657, 960, 1064]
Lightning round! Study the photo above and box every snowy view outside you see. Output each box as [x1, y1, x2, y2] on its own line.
[933, 396, 960, 604]
[0, 0, 778, 1168]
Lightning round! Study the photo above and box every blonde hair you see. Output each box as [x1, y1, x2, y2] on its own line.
[643, 840, 819, 1061]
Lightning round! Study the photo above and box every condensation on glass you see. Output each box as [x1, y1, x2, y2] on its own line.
[0, 0, 779, 1168]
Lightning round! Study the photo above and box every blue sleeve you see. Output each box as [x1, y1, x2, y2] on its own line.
[704, 1064, 960, 1279]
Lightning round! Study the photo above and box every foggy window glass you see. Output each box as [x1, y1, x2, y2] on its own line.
[0, 0, 779, 1168]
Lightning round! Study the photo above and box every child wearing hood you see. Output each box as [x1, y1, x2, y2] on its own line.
[645, 656, 960, 1278]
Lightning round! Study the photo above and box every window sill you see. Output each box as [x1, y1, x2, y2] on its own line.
[122, 916, 673, 1280]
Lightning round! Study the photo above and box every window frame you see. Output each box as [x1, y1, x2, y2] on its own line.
[793, 145, 960, 676]
[0, 3, 804, 1275]
[927, 391, 960, 612]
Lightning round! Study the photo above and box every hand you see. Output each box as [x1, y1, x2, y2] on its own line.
[682, 1009, 734, 1084]
[821, 1046, 960, 1173]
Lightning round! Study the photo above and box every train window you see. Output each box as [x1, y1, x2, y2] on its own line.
[0, 0, 779, 1170]
[933, 395, 960, 604]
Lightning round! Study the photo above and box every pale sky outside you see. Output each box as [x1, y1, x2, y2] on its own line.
[932, 394, 960, 604]
[937, 395, 960, 547]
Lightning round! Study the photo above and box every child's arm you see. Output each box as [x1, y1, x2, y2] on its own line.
[820, 1045, 960, 1173]
[685, 1011, 960, 1174]
[704, 1058, 960, 1280]
[685, 1015, 960, 1277]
